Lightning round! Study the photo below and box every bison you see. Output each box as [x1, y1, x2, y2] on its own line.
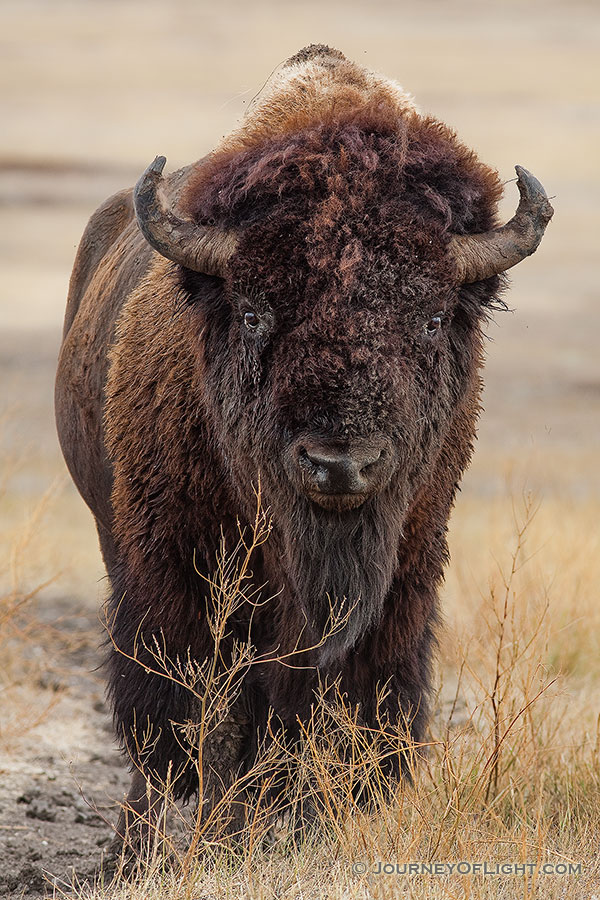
[55, 44, 553, 848]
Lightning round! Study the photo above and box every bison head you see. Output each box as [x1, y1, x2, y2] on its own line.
[132, 48, 552, 661]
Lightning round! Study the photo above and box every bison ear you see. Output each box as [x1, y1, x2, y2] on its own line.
[134, 156, 239, 277]
[447, 166, 553, 284]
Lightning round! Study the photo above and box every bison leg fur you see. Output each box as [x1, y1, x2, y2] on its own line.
[110, 768, 166, 865]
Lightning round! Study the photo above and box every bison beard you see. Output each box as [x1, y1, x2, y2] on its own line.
[280, 494, 406, 664]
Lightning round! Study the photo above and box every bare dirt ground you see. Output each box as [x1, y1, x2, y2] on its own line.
[0, 601, 127, 897]
[1, 0, 599, 896]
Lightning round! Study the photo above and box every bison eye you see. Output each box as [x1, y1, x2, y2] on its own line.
[424, 314, 443, 336]
[244, 310, 261, 330]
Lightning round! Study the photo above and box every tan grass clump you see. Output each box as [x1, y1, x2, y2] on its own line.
[0, 464, 63, 747]
[70, 492, 600, 899]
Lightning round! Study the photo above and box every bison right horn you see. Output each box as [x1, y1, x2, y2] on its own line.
[134, 156, 239, 277]
[448, 166, 554, 284]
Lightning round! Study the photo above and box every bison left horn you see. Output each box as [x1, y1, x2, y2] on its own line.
[448, 166, 554, 284]
[134, 156, 239, 277]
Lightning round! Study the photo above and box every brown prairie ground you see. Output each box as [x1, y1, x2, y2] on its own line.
[0, 0, 599, 897]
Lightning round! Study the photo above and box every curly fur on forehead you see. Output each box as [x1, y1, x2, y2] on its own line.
[182, 112, 503, 305]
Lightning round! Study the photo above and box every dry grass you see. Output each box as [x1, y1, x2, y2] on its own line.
[0, 463, 62, 748]
[54, 491, 600, 900]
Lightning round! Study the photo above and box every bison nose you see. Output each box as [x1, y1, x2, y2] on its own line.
[297, 444, 386, 495]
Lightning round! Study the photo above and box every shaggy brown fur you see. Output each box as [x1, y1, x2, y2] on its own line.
[55, 45, 520, 847]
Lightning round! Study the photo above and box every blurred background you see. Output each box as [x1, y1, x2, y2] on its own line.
[1, 0, 598, 613]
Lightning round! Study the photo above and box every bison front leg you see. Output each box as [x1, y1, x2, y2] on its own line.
[111, 768, 166, 864]
[334, 605, 438, 798]
[195, 701, 253, 838]
[104, 590, 198, 863]
[104, 581, 255, 862]
[107, 665, 193, 865]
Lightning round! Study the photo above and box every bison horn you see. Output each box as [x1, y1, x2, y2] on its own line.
[448, 166, 553, 284]
[134, 156, 238, 277]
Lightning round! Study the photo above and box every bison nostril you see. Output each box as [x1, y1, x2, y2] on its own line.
[359, 449, 385, 474]
[297, 447, 313, 470]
